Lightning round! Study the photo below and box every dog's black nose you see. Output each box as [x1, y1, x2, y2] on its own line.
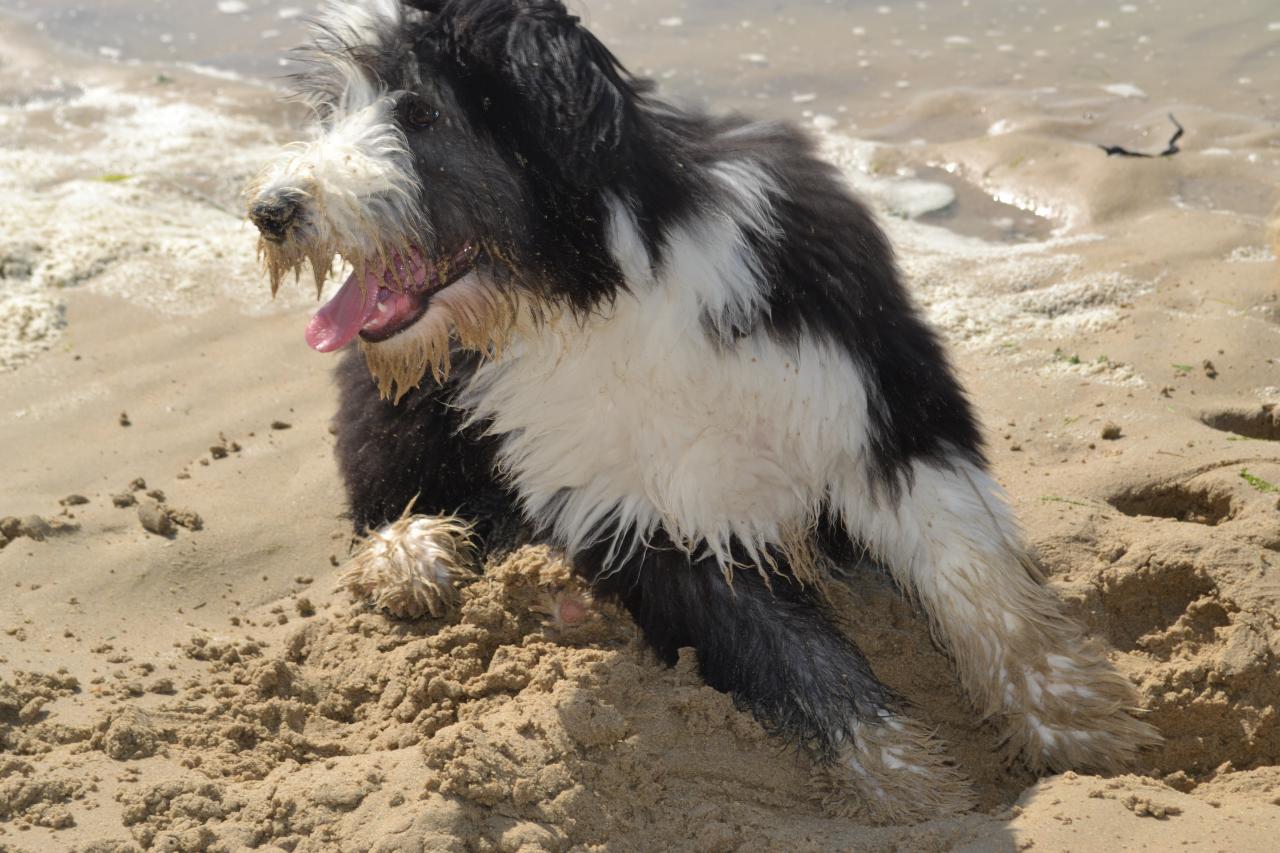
[249, 193, 301, 242]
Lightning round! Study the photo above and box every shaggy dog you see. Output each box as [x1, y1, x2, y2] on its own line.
[247, 0, 1157, 822]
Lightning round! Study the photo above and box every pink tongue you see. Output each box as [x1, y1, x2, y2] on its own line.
[304, 270, 381, 353]
[304, 252, 431, 353]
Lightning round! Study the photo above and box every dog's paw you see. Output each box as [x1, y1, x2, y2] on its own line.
[812, 713, 975, 824]
[1000, 640, 1161, 774]
[339, 514, 475, 619]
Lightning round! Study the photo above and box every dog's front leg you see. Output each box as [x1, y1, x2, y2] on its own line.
[576, 534, 975, 823]
[841, 450, 1160, 773]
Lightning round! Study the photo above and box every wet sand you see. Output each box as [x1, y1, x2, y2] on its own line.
[2, 2, 1280, 850]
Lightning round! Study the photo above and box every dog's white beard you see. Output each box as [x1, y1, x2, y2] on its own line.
[358, 273, 526, 402]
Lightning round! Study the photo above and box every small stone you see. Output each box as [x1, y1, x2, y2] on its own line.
[209, 445, 228, 460]
[296, 597, 315, 617]
[0, 516, 21, 540]
[20, 515, 52, 541]
[1202, 359, 1218, 379]
[138, 503, 174, 537]
[1101, 422, 1122, 440]
[271, 420, 292, 430]
[129, 477, 146, 492]
[146, 489, 166, 503]
[119, 411, 131, 427]
[111, 493, 137, 508]
[61, 494, 89, 506]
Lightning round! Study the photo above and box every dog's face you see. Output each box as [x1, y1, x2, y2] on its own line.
[246, 0, 643, 399]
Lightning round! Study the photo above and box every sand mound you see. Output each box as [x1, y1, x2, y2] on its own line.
[0, 550, 957, 850]
[0, 548, 1002, 851]
[8, 517, 1280, 851]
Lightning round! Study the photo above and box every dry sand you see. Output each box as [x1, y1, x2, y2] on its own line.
[2, 6, 1280, 852]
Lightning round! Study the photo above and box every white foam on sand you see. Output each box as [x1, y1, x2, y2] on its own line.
[1225, 245, 1276, 263]
[0, 68, 1148, 383]
[818, 132, 1149, 377]
[1102, 83, 1147, 99]
[0, 76, 315, 371]
[0, 291, 64, 372]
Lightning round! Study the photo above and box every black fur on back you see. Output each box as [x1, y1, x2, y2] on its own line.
[431, 0, 981, 491]
[734, 124, 985, 489]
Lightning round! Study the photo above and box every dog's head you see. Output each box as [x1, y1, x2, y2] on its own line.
[246, 0, 662, 399]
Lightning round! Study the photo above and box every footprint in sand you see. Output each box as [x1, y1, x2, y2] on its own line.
[1107, 481, 1237, 527]
[1199, 404, 1280, 441]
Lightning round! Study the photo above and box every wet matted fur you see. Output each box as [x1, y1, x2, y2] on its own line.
[246, 0, 1159, 823]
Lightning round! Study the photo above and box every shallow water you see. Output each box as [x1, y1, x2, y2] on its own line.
[3, 0, 1278, 224]
[1, 0, 1278, 369]
[3, 1, 1278, 112]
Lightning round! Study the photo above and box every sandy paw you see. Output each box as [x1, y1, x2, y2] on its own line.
[812, 713, 975, 824]
[1001, 643, 1161, 774]
[339, 514, 476, 619]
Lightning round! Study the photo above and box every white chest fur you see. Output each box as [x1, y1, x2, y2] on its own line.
[459, 194, 875, 569]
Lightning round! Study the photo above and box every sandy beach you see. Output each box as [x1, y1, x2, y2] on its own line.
[2, 1, 1279, 850]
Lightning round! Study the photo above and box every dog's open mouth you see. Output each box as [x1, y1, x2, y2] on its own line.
[304, 244, 479, 352]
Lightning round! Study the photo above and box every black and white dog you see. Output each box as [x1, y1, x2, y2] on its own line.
[247, 0, 1157, 822]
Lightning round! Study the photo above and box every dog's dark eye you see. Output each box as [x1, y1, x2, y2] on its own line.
[402, 96, 439, 130]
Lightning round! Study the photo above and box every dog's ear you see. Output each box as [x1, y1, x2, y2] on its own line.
[448, 0, 637, 188]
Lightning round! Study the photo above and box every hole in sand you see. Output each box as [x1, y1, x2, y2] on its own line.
[1098, 559, 1220, 655]
[1200, 404, 1280, 441]
[1107, 482, 1235, 526]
